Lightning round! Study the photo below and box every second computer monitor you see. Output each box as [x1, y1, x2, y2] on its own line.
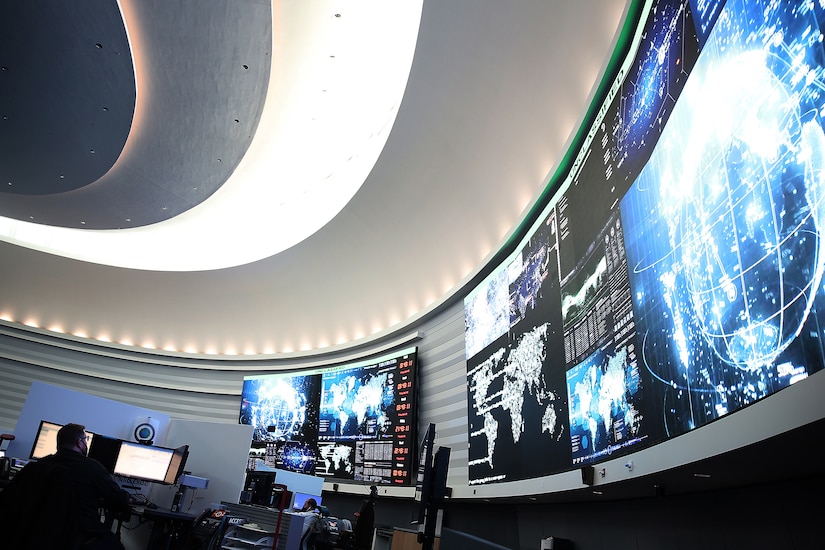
[292, 491, 322, 511]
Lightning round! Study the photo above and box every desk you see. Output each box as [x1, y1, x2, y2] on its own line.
[372, 525, 394, 550]
[132, 505, 197, 549]
[391, 528, 439, 550]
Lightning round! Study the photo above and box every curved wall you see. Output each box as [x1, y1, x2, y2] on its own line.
[3, 299, 824, 502]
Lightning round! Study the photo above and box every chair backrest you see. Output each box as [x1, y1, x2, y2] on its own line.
[8, 463, 81, 549]
[301, 514, 342, 550]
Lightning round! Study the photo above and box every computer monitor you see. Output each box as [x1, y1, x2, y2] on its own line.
[242, 471, 290, 507]
[113, 441, 175, 483]
[87, 434, 122, 473]
[165, 444, 189, 485]
[29, 420, 95, 460]
[414, 422, 436, 534]
[292, 491, 322, 511]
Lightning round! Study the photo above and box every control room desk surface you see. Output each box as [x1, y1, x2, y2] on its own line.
[132, 505, 198, 550]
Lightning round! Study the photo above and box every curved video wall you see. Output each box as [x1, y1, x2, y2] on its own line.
[464, 0, 825, 485]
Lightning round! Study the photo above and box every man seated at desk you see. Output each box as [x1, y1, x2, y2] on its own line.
[0, 422, 131, 549]
[294, 497, 321, 537]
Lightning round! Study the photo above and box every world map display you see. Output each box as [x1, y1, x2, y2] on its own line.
[316, 442, 355, 478]
[319, 369, 393, 438]
[466, 219, 571, 483]
[567, 342, 644, 464]
[467, 324, 568, 483]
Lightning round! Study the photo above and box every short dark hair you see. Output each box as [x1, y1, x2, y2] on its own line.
[56, 423, 86, 449]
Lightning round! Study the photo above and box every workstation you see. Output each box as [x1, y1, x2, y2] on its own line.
[0, 382, 455, 550]
[0, 383, 251, 549]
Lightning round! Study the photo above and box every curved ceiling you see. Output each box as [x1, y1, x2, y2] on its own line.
[0, 0, 423, 270]
[0, 0, 135, 200]
[0, 0, 631, 356]
[0, 0, 263, 229]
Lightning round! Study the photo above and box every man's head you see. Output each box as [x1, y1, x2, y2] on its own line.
[56, 423, 88, 455]
[301, 498, 317, 512]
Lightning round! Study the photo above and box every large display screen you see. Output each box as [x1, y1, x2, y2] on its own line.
[464, 0, 825, 484]
[240, 347, 418, 485]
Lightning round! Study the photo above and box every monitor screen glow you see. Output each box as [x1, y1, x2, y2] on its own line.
[165, 445, 189, 485]
[30, 420, 94, 460]
[241, 346, 418, 485]
[113, 441, 175, 483]
[292, 492, 322, 511]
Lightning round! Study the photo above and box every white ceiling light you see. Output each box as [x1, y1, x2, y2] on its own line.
[0, 0, 423, 271]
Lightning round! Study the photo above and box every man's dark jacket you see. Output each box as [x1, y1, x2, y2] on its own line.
[0, 448, 130, 549]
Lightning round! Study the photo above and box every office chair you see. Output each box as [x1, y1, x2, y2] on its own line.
[2, 463, 83, 549]
[0, 432, 14, 452]
[300, 508, 342, 550]
[0, 434, 13, 484]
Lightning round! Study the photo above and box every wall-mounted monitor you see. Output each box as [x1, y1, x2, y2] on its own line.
[317, 348, 418, 485]
[414, 423, 436, 504]
[29, 420, 94, 460]
[414, 423, 436, 533]
[240, 346, 418, 485]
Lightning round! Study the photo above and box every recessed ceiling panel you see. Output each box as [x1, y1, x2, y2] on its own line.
[0, 0, 422, 269]
[0, 0, 272, 230]
[0, 0, 134, 196]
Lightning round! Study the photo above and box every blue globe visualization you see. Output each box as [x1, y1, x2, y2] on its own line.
[672, 50, 825, 371]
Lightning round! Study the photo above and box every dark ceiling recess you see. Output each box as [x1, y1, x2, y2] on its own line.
[0, 0, 134, 196]
[0, 0, 272, 229]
